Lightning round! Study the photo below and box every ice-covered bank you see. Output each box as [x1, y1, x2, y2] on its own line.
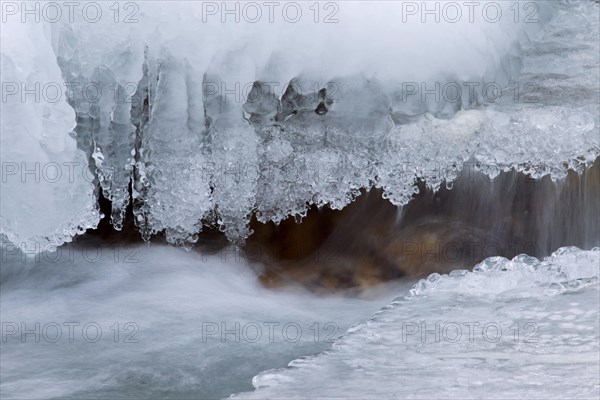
[234, 247, 600, 399]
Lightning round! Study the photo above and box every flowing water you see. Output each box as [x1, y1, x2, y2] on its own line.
[1, 245, 598, 399]
[0, 244, 410, 399]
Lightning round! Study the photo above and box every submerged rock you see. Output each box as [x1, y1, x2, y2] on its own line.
[247, 160, 600, 290]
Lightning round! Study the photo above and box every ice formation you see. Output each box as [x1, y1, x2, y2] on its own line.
[0, 20, 99, 251]
[1, 1, 599, 250]
[234, 247, 600, 399]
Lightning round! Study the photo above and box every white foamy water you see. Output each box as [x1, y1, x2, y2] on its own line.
[0, 244, 406, 399]
[233, 247, 600, 399]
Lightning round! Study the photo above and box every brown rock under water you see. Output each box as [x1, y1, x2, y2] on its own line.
[246, 160, 600, 291]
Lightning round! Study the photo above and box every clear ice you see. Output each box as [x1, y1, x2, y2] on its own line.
[1, 1, 598, 249]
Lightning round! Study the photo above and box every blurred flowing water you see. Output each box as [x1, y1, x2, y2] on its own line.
[0, 244, 409, 399]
